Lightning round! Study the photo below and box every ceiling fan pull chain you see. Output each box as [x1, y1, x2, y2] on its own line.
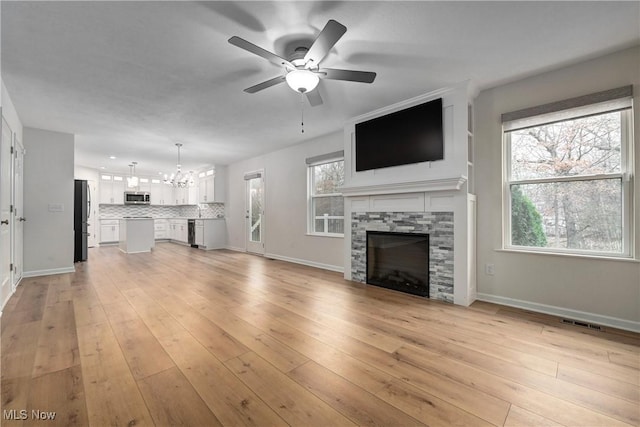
[300, 92, 305, 133]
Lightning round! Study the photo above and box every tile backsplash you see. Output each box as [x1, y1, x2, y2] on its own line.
[99, 203, 224, 219]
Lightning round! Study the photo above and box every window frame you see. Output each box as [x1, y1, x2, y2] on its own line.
[502, 104, 634, 259]
[307, 156, 345, 238]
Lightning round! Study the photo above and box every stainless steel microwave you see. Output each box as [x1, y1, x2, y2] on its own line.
[124, 191, 150, 205]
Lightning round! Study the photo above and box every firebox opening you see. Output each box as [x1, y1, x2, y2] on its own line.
[366, 231, 429, 297]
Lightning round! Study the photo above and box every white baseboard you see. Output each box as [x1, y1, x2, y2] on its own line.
[476, 293, 640, 333]
[23, 266, 76, 278]
[224, 246, 344, 273]
[264, 252, 344, 273]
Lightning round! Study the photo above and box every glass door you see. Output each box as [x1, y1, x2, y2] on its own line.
[245, 171, 264, 255]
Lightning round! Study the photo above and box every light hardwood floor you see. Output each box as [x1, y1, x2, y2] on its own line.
[1, 243, 638, 426]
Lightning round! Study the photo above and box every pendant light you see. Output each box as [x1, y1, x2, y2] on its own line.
[164, 143, 195, 188]
[127, 161, 139, 188]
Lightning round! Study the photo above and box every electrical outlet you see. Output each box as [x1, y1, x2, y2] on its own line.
[485, 263, 495, 275]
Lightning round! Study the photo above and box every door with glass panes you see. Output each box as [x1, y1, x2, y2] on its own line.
[245, 171, 264, 255]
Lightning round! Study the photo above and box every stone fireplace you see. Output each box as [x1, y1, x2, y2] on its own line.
[351, 211, 454, 302]
[342, 83, 476, 307]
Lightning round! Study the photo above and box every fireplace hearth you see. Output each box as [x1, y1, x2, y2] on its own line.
[366, 231, 429, 297]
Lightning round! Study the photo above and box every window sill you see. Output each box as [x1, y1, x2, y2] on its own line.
[497, 248, 639, 263]
[306, 233, 344, 239]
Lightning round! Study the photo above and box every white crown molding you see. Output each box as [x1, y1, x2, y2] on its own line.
[341, 176, 466, 197]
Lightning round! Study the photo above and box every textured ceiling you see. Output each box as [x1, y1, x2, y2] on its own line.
[2, 1, 639, 176]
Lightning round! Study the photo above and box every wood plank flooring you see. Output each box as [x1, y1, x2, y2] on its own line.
[1, 243, 638, 426]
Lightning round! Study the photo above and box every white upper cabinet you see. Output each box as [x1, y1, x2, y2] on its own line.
[149, 179, 162, 205]
[150, 179, 175, 205]
[188, 184, 198, 205]
[98, 168, 220, 205]
[99, 174, 125, 204]
[198, 167, 225, 203]
[198, 169, 214, 203]
[137, 177, 151, 193]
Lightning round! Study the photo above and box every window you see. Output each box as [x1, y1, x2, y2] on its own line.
[308, 157, 345, 236]
[503, 87, 633, 257]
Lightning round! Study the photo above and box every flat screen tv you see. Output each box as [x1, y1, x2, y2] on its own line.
[355, 97, 443, 172]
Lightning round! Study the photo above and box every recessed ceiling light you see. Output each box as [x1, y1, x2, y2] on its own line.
[100, 166, 106, 169]
[109, 155, 117, 160]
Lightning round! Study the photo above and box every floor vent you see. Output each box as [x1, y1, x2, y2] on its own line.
[561, 318, 603, 331]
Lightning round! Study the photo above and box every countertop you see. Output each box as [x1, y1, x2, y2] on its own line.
[100, 217, 225, 220]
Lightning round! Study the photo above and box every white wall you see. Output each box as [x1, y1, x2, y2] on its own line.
[227, 131, 344, 271]
[23, 127, 75, 276]
[1, 80, 23, 142]
[474, 46, 640, 330]
[74, 165, 99, 182]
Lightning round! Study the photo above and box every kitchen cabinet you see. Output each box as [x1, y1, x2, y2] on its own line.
[149, 179, 162, 205]
[194, 219, 226, 250]
[162, 185, 175, 206]
[99, 175, 125, 204]
[174, 187, 185, 205]
[197, 167, 226, 204]
[198, 173, 215, 203]
[154, 219, 168, 239]
[195, 222, 204, 245]
[137, 178, 151, 193]
[119, 218, 154, 253]
[169, 219, 188, 243]
[188, 185, 198, 205]
[100, 219, 119, 243]
[150, 180, 175, 205]
[173, 185, 199, 205]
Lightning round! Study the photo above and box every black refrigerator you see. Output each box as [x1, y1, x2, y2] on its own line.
[74, 179, 90, 262]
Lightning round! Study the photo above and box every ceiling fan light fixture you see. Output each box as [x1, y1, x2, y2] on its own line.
[285, 69, 319, 93]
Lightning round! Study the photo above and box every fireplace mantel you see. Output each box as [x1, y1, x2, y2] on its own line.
[341, 175, 467, 197]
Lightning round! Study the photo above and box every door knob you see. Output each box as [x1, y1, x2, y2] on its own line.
[0, 220, 8, 225]
[19, 217, 26, 222]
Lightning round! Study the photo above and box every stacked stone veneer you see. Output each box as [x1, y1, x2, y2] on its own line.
[351, 211, 454, 302]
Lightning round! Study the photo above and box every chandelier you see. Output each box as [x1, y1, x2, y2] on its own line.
[164, 143, 195, 188]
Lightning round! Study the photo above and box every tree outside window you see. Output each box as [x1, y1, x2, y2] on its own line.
[309, 159, 344, 236]
[505, 108, 631, 256]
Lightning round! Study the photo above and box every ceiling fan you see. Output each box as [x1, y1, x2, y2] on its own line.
[228, 19, 376, 107]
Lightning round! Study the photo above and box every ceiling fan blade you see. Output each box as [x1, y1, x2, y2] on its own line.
[318, 68, 376, 83]
[303, 19, 347, 66]
[229, 36, 295, 69]
[244, 75, 286, 93]
[306, 89, 323, 107]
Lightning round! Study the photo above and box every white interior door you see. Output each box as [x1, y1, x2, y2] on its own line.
[87, 179, 98, 248]
[1, 117, 13, 306]
[12, 137, 24, 288]
[245, 171, 264, 255]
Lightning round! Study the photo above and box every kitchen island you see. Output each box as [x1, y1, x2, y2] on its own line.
[119, 217, 155, 253]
